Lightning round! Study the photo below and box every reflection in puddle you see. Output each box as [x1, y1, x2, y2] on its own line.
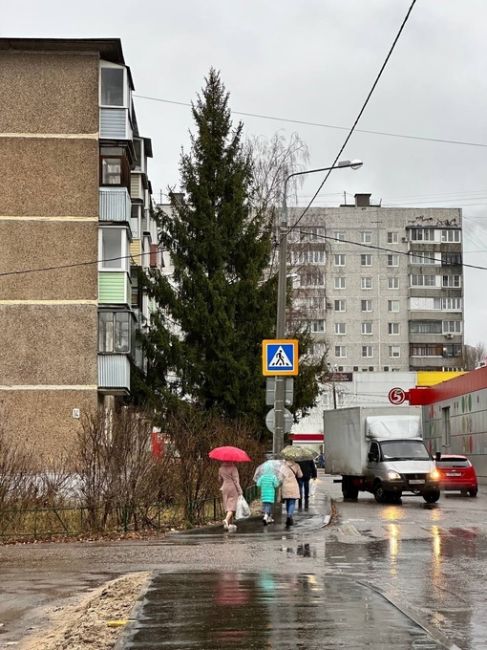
[380, 505, 406, 522]
[387, 523, 400, 576]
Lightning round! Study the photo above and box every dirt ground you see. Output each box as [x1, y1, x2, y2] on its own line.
[19, 572, 149, 650]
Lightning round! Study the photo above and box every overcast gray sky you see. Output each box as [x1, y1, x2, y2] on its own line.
[3, 0, 486, 345]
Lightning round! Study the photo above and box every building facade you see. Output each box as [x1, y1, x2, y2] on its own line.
[0, 38, 158, 457]
[287, 194, 464, 373]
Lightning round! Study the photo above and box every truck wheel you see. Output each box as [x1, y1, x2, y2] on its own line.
[374, 482, 386, 504]
[342, 476, 359, 500]
[423, 490, 440, 504]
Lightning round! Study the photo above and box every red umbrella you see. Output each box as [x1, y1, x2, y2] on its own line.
[209, 446, 251, 462]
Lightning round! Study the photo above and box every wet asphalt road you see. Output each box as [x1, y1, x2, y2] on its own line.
[1, 474, 487, 648]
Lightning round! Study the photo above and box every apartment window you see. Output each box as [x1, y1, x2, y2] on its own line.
[361, 321, 373, 335]
[311, 249, 325, 263]
[387, 232, 398, 244]
[310, 319, 325, 333]
[361, 277, 372, 290]
[334, 254, 346, 266]
[388, 277, 399, 289]
[362, 345, 373, 358]
[98, 311, 131, 353]
[388, 322, 400, 335]
[410, 344, 443, 357]
[443, 344, 463, 358]
[361, 254, 372, 266]
[442, 252, 462, 266]
[101, 157, 122, 185]
[361, 299, 372, 312]
[409, 251, 439, 265]
[334, 231, 345, 241]
[409, 228, 435, 241]
[131, 205, 141, 238]
[335, 322, 346, 335]
[300, 271, 324, 287]
[389, 346, 401, 358]
[99, 227, 129, 272]
[387, 254, 399, 267]
[361, 231, 372, 244]
[411, 274, 437, 287]
[441, 297, 462, 311]
[334, 276, 346, 290]
[410, 320, 442, 334]
[442, 320, 462, 334]
[334, 299, 346, 312]
[311, 297, 324, 310]
[335, 345, 346, 358]
[100, 67, 125, 106]
[300, 227, 318, 241]
[442, 275, 461, 288]
[388, 300, 400, 312]
[441, 229, 461, 243]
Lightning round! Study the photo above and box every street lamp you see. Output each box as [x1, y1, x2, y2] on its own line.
[272, 159, 363, 456]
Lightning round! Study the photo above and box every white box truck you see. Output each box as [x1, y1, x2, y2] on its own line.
[324, 406, 440, 504]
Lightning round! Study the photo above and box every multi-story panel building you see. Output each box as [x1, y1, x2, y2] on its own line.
[288, 193, 464, 372]
[0, 38, 157, 457]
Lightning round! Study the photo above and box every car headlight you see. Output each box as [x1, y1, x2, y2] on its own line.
[387, 471, 401, 480]
[429, 469, 441, 482]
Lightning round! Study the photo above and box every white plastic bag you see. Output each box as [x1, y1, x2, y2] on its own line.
[235, 495, 251, 520]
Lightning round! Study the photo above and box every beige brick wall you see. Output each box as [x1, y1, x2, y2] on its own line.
[0, 138, 99, 217]
[0, 52, 99, 134]
[0, 221, 98, 300]
[0, 305, 98, 385]
[0, 389, 98, 460]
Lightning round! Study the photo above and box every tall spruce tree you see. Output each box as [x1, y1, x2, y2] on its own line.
[141, 69, 277, 421]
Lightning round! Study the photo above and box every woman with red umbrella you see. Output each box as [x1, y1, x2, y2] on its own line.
[209, 446, 251, 532]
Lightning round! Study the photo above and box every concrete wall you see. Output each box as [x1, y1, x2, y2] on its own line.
[0, 49, 100, 460]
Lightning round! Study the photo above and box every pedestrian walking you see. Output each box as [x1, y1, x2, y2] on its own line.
[281, 460, 303, 527]
[218, 462, 243, 532]
[297, 459, 317, 509]
[256, 471, 280, 525]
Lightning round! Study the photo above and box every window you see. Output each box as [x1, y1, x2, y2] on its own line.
[441, 229, 461, 243]
[300, 227, 318, 241]
[442, 320, 462, 334]
[387, 232, 398, 244]
[334, 299, 346, 312]
[361, 277, 372, 290]
[442, 252, 462, 266]
[334, 231, 345, 241]
[410, 274, 437, 287]
[334, 276, 346, 289]
[311, 249, 325, 263]
[388, 322, 400, 335]
[409, 228, 435, 241]
[388, 277, 399, 289]
[361, 321, 372, 335]
[300, 271, 324, 286]
[387, 254, 399, 267]
[409, 320, 442, 334]
[310, 320, 325, 333]
[441, 297, 462, 311]
[361, 299, 372, 312]
[335, 322, 346, 335]
[100, 67, 125, 106]
[410, 344, 443, 357]
[311, 297, 324, 310]
[292, 248, 325, 264]
[334, 254, 346, 266]
[98, 311, 131, 353]
[101, 157, 122, 185]
[389, 346, 401, 358]
[442, 275, 461, 288]
[388, 300, 400, 312]
[361, 254, 372, 266]
[131, 205, 141, 238]
[335, 345, 346, 358]
[409, 251, 439, 265]
[443, 344, 463, 358]
[362, 345, 373, 358]
[361, 231, 372, 244]
[99, 228, 129, 271]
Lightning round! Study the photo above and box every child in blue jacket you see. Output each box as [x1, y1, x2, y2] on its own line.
[256, 472, 281, 525]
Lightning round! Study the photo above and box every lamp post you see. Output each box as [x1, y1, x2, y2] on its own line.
[273, 159, 363, 456]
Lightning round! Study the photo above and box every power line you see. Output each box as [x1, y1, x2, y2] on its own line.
[133, 95, 487, 150]
[289, 0, 419, 237]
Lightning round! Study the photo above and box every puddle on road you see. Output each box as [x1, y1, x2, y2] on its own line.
[122, 571, 444, 649]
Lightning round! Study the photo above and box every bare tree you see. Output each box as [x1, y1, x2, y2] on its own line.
[464, 341, 487, 370]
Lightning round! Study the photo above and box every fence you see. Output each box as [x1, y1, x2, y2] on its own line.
[0, 485, 260, 541]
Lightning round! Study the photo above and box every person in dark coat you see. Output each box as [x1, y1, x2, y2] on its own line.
[297, 459, 317, 509]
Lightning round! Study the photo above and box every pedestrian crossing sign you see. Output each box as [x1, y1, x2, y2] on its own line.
[262, 339, 299, 376]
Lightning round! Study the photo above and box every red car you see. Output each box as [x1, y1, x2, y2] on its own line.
[436, 454, 478, 497]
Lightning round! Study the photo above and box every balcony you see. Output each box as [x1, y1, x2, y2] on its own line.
[99, 187, 131, 223]
[100, 107, 133, 140]
[98, 272, 131, 305]
[98, 354, 130, 393]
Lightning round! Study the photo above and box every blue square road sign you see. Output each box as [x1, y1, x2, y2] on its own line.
[262, 339, 299, 376]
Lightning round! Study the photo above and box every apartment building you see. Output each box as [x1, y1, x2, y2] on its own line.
[0, 38, 158, 456]
[288, 194, 464, 373]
